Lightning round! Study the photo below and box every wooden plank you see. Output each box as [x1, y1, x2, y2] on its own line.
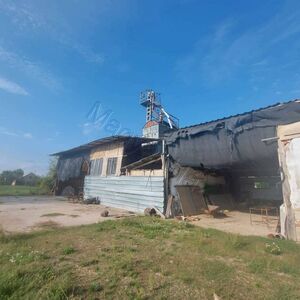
[176, 185, 208, 216]
[165, 195, 174, 218]
[153, 206, 166, 219]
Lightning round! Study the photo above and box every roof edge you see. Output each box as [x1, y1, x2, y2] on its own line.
[51, 135, 159, 156]
[179, 99, 300, 130]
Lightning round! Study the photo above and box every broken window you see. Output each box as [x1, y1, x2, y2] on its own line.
[107, 157, 117, 175]
[90, 158, 103, 176]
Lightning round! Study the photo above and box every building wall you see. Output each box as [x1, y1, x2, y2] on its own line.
[90, 141, 124, 176]
[278, 121, 300, 240]
[84, 175, 165, 212]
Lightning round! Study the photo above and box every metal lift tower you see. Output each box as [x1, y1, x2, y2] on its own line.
[140, 90, 179, 138]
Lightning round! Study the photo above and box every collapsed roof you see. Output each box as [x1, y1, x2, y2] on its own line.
[165, 100, 300, 174]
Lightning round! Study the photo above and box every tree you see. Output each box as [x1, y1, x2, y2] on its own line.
[39, 158, 58, 193]
[0, 169, 24, 185]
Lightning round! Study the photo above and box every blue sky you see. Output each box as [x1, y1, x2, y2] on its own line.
[1, 0, 300, 175]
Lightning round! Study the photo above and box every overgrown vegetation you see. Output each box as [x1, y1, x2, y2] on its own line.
[0, 217, 300, 299]
[38, 158, 57, 194]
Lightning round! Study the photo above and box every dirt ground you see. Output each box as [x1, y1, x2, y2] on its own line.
[191, 210, 279, 237]
[0, 196, 279, 237]
[0, 196, 134, 233]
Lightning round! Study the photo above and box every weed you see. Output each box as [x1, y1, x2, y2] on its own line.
[89, 282, 103, 292]
[226, 235, 250, 250]
[265, 242, 281, 255]
[62, 246, 76, 255]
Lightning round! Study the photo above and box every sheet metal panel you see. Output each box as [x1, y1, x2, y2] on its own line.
[84, 175, 165, 212]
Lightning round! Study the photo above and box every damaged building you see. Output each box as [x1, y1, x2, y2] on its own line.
[52, 135, 166, 212]
[52, 91, 300, 241]
[165, 99, 300, 240]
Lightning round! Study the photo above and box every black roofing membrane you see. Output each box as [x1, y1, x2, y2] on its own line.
[165, 100, 300, 173]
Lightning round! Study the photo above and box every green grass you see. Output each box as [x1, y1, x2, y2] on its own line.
[0, 217, 300, 299]
[0, 185, 48, 196]
[62, 246, 76, 255]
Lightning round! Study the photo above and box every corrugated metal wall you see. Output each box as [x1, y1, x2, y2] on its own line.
[84, 175, 165, 213]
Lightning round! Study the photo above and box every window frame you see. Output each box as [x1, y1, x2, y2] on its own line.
[90, 158, 103, 176]
[106, 157, 118, 176]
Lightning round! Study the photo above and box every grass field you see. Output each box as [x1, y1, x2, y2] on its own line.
[0, 185, 48, 196]
[1, 217, 300, 299]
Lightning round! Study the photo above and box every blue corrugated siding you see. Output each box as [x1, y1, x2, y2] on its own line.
[84, 176, 165, 212]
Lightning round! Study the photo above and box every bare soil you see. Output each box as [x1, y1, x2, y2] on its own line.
[0, 196, 133, 233]
[191, 210, 279, 237]
[0, 196, 279, 238]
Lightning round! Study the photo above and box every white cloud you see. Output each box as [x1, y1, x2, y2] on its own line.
[0, 1, 105, 66]
[175, 3, 300, 86]
[0, 47, 61, 91]
[0, 126, 19, 137]
[23, 132, 33, 139]
[72, 44, 105, 65]
[0, 76, 28, 95]
[0, 126, 34, 139]
[0, 1, 45, 30]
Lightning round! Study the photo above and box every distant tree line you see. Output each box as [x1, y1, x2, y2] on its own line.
[0, 158, 57, 193]
[0, 169, 27, 185]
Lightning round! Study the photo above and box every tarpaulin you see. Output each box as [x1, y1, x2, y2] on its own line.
[56, 152, 90, 182]
[165, 100, 300, 173]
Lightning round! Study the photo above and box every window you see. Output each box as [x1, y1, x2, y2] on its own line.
[106, 157, 117, 175]
[90, 158, 103, 176]
[254, 181, 270, 189]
